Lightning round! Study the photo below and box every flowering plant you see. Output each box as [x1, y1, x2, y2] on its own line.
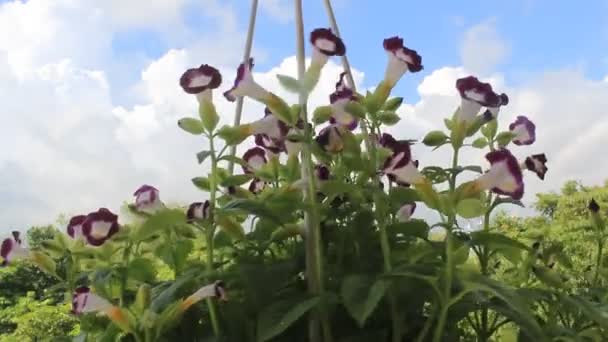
[4, 3, 608, 342]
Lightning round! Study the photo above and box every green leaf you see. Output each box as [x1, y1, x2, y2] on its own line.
[344, 101, 367, 119]
[191, 177, 210, 191]
[472, 137, 489, 148]
[456, 198, 485, 218]
[29, 251, 57, 276]
[458, 271, 545, 341]
[387, 220, 429, 239]
[341, 275, 388, 327]
[469, 231, 530, 263]
[444, 118, 454, 130]
[376, 111, 400, 125]
[276, 74, 301, 93]
[220, 174, 254, 187]
[132, 209, 186, 241]
[557, 294, 608, 330]
[198, 100, 219, 132]
[177, 118, 205, 135]
[128, 258, 156, 283]
[196, 150, 212, 164]
[155, 239, 193, 273]
[382, 97, 403, 111]
[217, 125, 250, 145]
[481, 119, 498, 139]
[257, 296, 320, 342]
[532, 265, 564, 287]
[496, 131, 515, 147]
[216, 216, 245, 240]
[219, 155, 247, 167]
[312, 105, 333, 124]
[422, 130, 449, 146]
[388, 187, 421, 209]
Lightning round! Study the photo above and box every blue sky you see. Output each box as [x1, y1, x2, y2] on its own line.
[1, 0, 608, 231]
[109, 0, 608, 102]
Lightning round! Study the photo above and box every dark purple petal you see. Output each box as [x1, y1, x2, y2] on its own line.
[524, 153, 548, 180]
[310, 28, 345, 56]
[67, 215, 87, 238]
[187, 201, 210, 222]
[82, 208, 119, 247]
[223, 58, 254, 102]
[484, 149, 524, 200]
[1, 238, 13, 262]
[315, 125, 344, 153]
[180, 64, 222, 94]
[509, 116, 536, 145]
[242, 147, 267, 174]
[315, 165, 330, 181]
[589, 199, 600, 213]
[248, 178, 266, 194]
[11, 231, 21, 244]
[383, 36, 423, 72]
[254, 134, 285, 154]
[456, 76, 501, 107]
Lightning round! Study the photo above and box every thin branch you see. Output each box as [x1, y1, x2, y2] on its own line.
[227, 0, 259, 174]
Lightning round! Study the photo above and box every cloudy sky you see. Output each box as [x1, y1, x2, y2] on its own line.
[1, 0, 608, 232]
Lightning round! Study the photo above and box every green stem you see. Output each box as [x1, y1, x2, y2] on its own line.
[593, 236, 604, 286]
[206, 135, 221, 337]
[432, 147, 460, 342]
[294, 2, 331, 340]
[227, 0, 258, 174]
[120, 242, 132, 307]
[478, 193, 493, 341]
[415, 300, 438, 342]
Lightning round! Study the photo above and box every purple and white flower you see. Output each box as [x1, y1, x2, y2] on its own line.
[310, 28, 346, 69]
[248, 178, 267, 194]
[397, 203, 416, 222]
[329, 72, 358, 130]
[382, 36, 423, 87]
[181, 280, 227, 311]
[315, 125, 344, 153]
[179, 64, 222, 103]
[474, 149, 524, 200]
[509, 116, 536, 145]
[133, 185, 164, 214]
[383, 148, 424, 186]
[1, 231, 28, 266]
[67, 215, 87, 240]
[252, 107, 289, 154]
[242, 147, 268, 174]
[378, 133, 412, 155]
[224, 58, 272, 103]
[455, 76, 505, 123]
[82, 208, 120, 247]
[523, 153, 548, 180]
[72, 286, 115, 315]
[187, 201, 211, 222]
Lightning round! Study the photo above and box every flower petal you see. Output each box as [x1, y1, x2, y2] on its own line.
[383, 36, 423, 86]
[82, 208, 120, 246]
[133, 185, 163, 213]
[67, 215, 87, 239]
[509, 116, 536, 145]
[223, 58, 270, 103]
[187, 201, 211, 222]
[180, 64, 222, 94]
[310, 28, 345, 56]
[315, 125, 344, 153]
[397, 203, 416, 222]
[524, 153, 548, 180]
[72, 286, 113, 315]
[476, 149, 524, 199]
[242, 147, 268, 174]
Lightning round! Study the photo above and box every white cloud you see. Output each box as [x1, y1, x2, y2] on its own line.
[460, 19, 510, 74]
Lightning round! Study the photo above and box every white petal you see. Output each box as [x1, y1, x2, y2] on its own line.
[90, 221, 113, 240]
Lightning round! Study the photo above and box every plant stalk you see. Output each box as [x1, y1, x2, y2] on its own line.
[432, 147, 460, 342]
[228, 0, 259, 174]
[207, 134, 221, 337]
[294, 1, 332, 341]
